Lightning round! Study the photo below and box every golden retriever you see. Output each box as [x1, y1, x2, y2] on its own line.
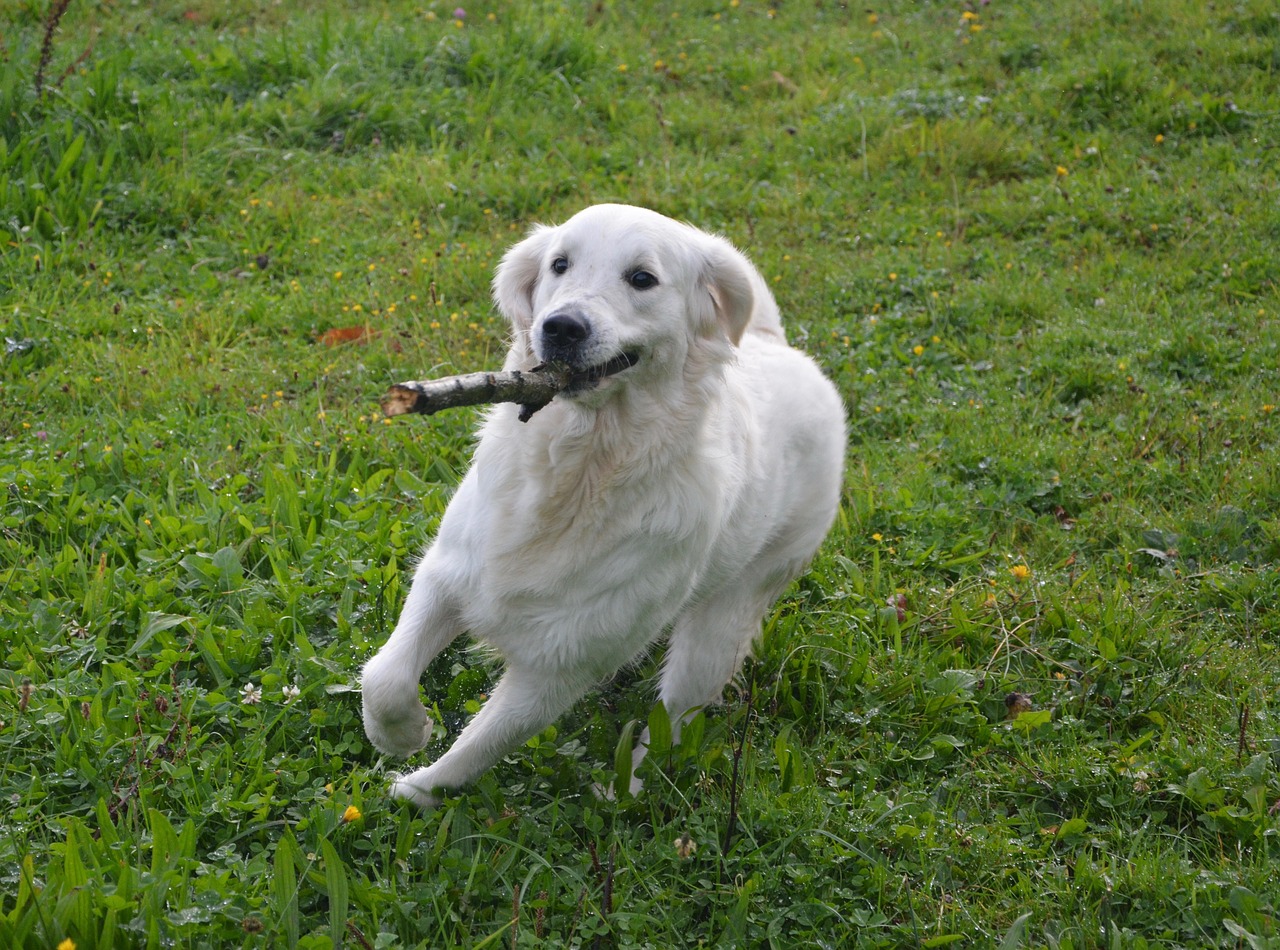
[361, 204, 845, 806]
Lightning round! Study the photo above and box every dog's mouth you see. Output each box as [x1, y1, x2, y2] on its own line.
[517, 351, 641, 422]
[567, 350, 641, 389]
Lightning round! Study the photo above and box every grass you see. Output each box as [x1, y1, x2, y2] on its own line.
[2, 0, 1279, 946]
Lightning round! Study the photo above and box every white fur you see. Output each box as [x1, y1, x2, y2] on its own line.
[361, 204, 845, 806]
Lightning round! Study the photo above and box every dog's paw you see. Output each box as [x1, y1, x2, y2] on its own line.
[363, 700, 436, 758]
[592, 773, 645, 802]
[388, 769, 442, 809]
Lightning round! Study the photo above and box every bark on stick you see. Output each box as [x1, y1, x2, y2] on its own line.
[381, 364, 575, 423]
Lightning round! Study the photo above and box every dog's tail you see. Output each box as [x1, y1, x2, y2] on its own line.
[741, 260, 787, 343]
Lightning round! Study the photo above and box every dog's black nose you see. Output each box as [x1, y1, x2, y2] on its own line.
[541, 312, 591, 348]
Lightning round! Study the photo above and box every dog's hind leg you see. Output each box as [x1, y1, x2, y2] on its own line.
[665, 562, 802, 717]
[388, 662, 591, 808]
[630, 562, 805, 794]
[362, 553, 464, 758]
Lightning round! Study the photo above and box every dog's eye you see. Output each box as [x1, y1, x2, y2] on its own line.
[551, 257, 569, 275]
[628, 270, 658, 290]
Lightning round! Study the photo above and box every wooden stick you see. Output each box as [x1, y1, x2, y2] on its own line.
[382, 352, 638, 423]
[380, 364, 575, 423]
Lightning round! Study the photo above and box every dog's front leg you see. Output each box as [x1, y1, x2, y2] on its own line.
[389, 663, 589, 808]
[361, 554, 462, 758]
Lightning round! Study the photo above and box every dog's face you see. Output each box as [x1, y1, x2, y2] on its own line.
[493, 204, 758, 399]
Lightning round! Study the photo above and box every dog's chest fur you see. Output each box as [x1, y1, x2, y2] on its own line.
[451, 398, 739, 672]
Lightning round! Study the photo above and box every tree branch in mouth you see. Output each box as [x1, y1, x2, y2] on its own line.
[381, 352, 638, 423]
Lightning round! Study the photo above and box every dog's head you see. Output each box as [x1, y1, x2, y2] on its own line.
[493, 204, 769, 400]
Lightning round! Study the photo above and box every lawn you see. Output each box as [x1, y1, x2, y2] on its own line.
[3, 0, 1280, 946]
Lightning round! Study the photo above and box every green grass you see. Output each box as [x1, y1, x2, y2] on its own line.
[3, 0, 1279, 946]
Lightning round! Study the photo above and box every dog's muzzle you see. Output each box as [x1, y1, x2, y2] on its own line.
[538, 310, 593, 366]
[567, 350, 639, 387]
[532, 310, 639, 398]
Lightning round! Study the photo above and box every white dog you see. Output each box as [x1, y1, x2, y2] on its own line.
[361, 204, 845, 806]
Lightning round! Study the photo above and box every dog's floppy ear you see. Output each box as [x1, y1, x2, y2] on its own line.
[699, 235, 761, 346]
[492, 224, 554, 331]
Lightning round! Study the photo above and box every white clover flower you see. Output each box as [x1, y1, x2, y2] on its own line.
[674, 834, 697, 859]
[282, 684, 301, 704]
[240, 682, 263, 705]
